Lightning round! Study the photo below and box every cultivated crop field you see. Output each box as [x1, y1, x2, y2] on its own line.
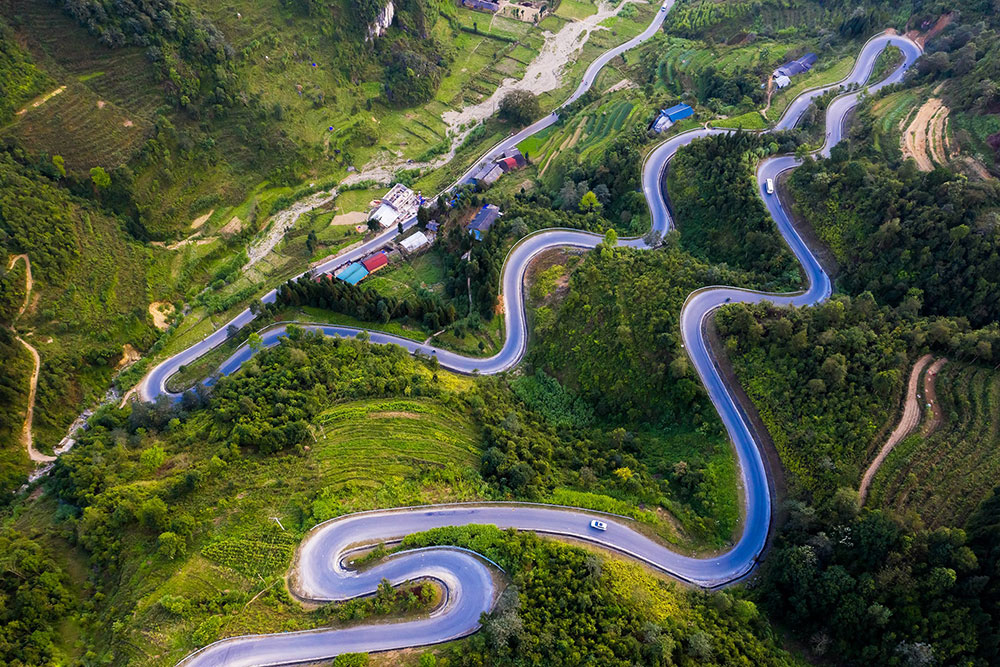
[310, 397, 483, 517]
[526, 90, 649, 188]
[871, 363, 1000, 527]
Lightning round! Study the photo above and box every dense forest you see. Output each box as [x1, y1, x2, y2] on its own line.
[667, 132, 800, 288]
[716, 296, 1000, 662]
[528, 239, 749, 425]
[762, 500, 1000, 664]
[787, 149, 1000, 326]
[52, 0, 237, 110]
[716, 296, 910, 501]
[0, 528, 74, 666]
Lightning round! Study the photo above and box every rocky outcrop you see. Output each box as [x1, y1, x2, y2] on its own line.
[367, 1, 394, 40]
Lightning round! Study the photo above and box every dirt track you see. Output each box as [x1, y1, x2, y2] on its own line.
[921, 358, 948, 435]
[859, 354, 933, 503]
[5, 254, 55, 463]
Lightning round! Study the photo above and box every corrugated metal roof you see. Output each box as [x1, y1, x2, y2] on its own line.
[468, 204, 501, 233]
[400, 231, 430, 252]
[335, 262, 369, 285]
[370, 203, 399, 227]
[664, 104, 693, 121]
[362, 253, 388, 272]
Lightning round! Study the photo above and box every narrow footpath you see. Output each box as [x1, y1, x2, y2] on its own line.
[5, 254, 54, 463]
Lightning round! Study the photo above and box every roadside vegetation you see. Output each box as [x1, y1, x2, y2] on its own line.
[7, 0, 1000, 665]
[396, 525, 798, 666]
[5, 317, 762, 662]
[718, 294, 1000, 662]
[787, 140, 1000, 327]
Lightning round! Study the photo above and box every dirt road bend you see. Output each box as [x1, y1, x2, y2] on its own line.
[859, 354, 933, 503]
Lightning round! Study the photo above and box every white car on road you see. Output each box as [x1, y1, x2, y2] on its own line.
[590, 519, 608, 531]
[765, 178, 775, 195]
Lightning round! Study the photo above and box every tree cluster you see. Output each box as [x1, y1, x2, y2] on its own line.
[788, 148, 1000, 327]
[498, 89, 541, 126]
[667, 132, 800, 288]
[276, 274, 456, 331]
[403, 525, 797, 666]
[52, 0, 239, 110]
[0, 530, 74, 667]
[761, 490, 1000, 665]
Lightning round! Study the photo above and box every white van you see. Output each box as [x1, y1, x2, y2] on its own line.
[765, 178, 775, 195]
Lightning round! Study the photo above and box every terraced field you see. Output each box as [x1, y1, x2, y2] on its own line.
[649, 36, 791, 94]
[524, 93, 647, 186]
[4, 0, 162, 115]
[309, 397, 485, 516]
[2, 80, 151, 172]
[871, 363, 1000, 527]
[0, 0, 160, 170]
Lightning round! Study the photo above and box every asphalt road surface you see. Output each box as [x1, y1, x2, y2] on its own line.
[171, 23, 922, 667]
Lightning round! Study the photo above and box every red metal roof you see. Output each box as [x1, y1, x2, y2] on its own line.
[500, 157, 519, 171]
[362, 253, 388, 272]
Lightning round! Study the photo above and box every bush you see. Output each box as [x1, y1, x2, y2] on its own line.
[498, 90, 541, 126]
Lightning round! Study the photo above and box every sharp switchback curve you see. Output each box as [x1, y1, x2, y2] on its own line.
[153, 11, 921, 664]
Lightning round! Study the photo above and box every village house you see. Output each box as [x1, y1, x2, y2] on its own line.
[467, 204, 501, 241]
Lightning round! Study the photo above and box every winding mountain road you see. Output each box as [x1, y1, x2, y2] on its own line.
[162, 14, 922, 665]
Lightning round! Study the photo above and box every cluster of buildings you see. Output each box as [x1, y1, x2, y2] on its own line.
[459, 0, 548, 23]
[368, 183, 424, 229]
[331, 251, 390, 286]
[317, 182, 503, 289]
[652, 103, 694, 133]
[772, 53, 817, 89]
[469, 147, 527, 186]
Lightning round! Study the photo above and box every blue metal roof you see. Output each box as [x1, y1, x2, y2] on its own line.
[335, 262, 369, 286]
[663, 104, 693, 121]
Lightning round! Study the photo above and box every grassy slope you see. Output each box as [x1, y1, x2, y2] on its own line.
[871, 363, 1000, 528]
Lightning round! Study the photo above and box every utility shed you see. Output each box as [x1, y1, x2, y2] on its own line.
[362, 252, 389, 273]
[774, 75, 792, 89]
[335, 262, 369, 286]
[663, 103, 693, 122]
[467, 204, 501, 240]
[400, 231, 430, 253]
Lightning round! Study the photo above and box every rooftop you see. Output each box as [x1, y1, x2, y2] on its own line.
[383, 183, 416, 209]
[335, 262, 369, 286]
[400, 231, 430, 252]
[362, 252, 389, 273]
[468, 204, 501, 234]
